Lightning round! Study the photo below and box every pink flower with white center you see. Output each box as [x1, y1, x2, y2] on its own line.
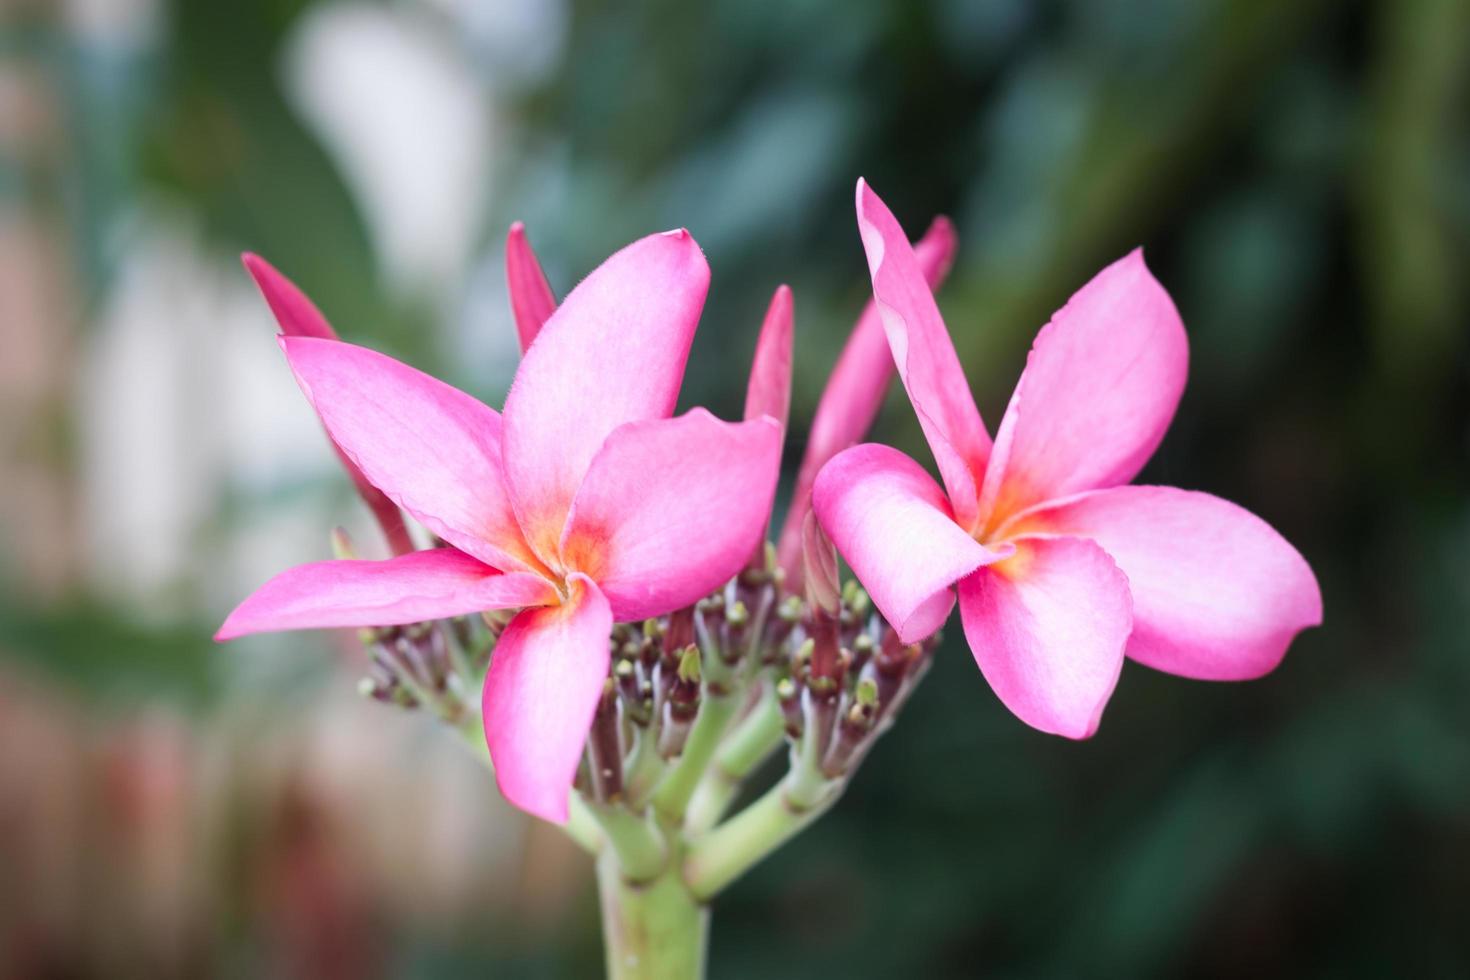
[813, 181, 1322, 739]
[218, 229, 783, 822]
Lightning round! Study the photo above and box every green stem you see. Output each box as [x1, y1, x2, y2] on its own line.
[586, 803, 667, 882]
[597, 850, 708, 979]
[565, 794, 607, 856]
[623, 724, 666, 809]
[685, 687, 785, 833]
[682, 770, 842, 901]
[652, 691, 740, 824]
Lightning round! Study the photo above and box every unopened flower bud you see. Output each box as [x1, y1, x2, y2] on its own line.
[616, 658, 653, 727]
[823, 678, 880, 778]
[587, 678, 624, 802]
[793, 637, 815, 679]
[777, 595, 804, 623]
[666, 606, 696, 654]
[776, 676, 803, 738]
[677, 644, 702, 684]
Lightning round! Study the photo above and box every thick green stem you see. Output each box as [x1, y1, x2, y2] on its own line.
[597, 850, 708, 980]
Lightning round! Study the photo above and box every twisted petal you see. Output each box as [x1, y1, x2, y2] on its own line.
[1011, 486, 1322, 680]
[562, 410, 782, 621]
[813, 444, 1008, 645]
[777, 215, 957, 587]
[977, 250, 1188, 528]
[506, 222, 557, 353]
[244, 254, 413, 554]
[856, 180, 990, 529]
[503, 230, 709, 561]
[215, 549, 555, 640]
[282, 337, 543, 574]
[958, 536, 1132, 739]
[743, 284, 794, 431]
[481, 575, 612, 823]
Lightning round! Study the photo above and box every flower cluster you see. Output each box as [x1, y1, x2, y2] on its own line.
[219, 181, 1320, 848]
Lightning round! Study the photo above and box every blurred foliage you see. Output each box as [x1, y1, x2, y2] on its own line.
[4, 0, 1469, 976]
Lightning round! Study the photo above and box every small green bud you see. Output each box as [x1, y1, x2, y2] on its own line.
[778, 595, 804, 622]
[855, 677, 879, 708]
[795, 637, 815, 667]
[356, 677, 376, 698]
[642, 618, 663, 640]
[677, 644, 702, 683]
[776, 676, 798, 702]
[726, 600, 749, 627]
[614, 658, 635, 679]
[809, 674, 837, 696]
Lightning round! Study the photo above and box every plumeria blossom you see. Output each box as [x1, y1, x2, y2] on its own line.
[219, 230, 783, 822]
[814, 181, 1322, 739]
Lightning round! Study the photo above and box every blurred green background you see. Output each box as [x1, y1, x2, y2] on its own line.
[2, 0, 1468, 976]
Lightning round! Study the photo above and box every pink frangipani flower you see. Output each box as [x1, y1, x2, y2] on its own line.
[219, 230, 783, 822]
[813, 181, 1322, 739]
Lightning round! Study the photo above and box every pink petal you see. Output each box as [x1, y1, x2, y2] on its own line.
[481, 574, 612, 823]
[957, 535, 1132, 739]
[241, 252, 337, 340]
[282, 337, 544, 575]
[505, 222, 557, 353]
[243, 254, 413, 555]
[1010, 486, 1322, 680]
[976, 250, 1188, 530]
[776, 215, 957, 589]
[502, 230, 709, 561]
[855, 180, 990, 530]
[812, 443, 1009, 645]
[561, 409, 782, 621]
[743, 284, 794, 431]
[215, 548, 555, 640]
